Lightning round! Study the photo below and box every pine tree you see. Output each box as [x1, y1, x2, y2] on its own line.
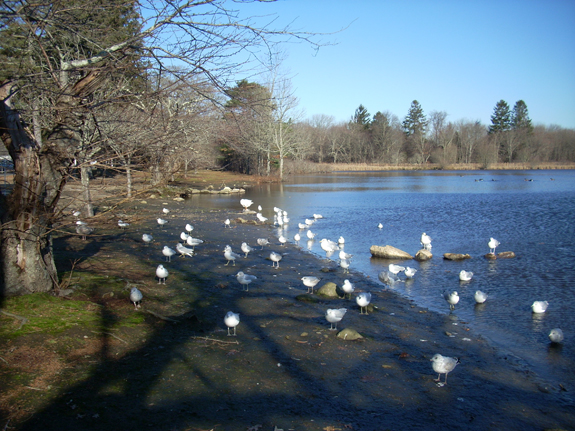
[402, 100, 427, 136]
[351, 104, 371, 129]
[511, 100, 533, 132]
[489, 100, 511, 134]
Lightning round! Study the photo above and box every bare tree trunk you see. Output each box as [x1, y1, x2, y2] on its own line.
[80, 165, 94, 217]
[126, 154, 133, 198]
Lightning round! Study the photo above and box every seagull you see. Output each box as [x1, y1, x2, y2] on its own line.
[258, 205, 262, 211]
[378, 270, 400, 287]
[76, 220, 87, 225]
[118, 220, 129, 229]
[130, 287, 143, 310]
[378, 223, 383, 229]
[488, 237, 500, 254]
[294, 233, 301, 245]
[240, 199, 253, 210]
[224, 218, 231, 228]
[305, 218, 315, 227]
[459, 270, 473, 282]
[72, 210, 81, 218]
[186, 236, 204, 250]
[176, 243, 194, 258]
[531, 300, 549, 313]
[339, 249, 353, 261]
[224, 245, 241, 266]
[270, 252, 282, 268]
[306, 230, 316, 240]
[421, 232, 432, 250]
[474, 290, 488, 304]
[338, 236, 345, 245]
[241, 242, 253, 258]
[162, 246, 176, 262]
[313, 214, 323, 219]
[236, 271, 257, 291]
[326, 308, 347, 331]
[142, 233, 153, 244]
[162, 208, 170, 215]
[76, 224, 93, 240]
[301, 276, 321, 294]
[157, 218, 168, 227]
[156, 264, 168, 284]
[549, 328, 564, 344]
[404, 267, 417, 278]
[320, 238, 340, 255]
[256, 213, 268, 223]
[298, 222, 307, 229]
[388, 264, 405, 275]
[257, 238, 269, 249]
[180, 231, 190, 242]
[185, 223, 194, 233]
[340, 258, 351, 274]
[224, 311, 240, 336]
[278, 235, 287, 246]
[356, 292, 372, 315]
[430, 353, 460, 387]
[443, 290, 459, 311]
[342, 279, 355, 299]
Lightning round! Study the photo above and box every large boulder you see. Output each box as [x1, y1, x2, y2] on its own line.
[370, 245, 413, 259]
[415, 249, 433, 261]
[316, 282, 339, 298]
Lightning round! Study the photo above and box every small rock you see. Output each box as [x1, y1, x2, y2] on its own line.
[443, 253, 471, 260]
[57, 288, 74, 297]
[316, 282, 339, 298]
[337, 328, 363, 340]
[497, 251, 516, 259]
[173, 197, 184, 202]
[370, 245, 413, 259]
[415, 249, 433, 261]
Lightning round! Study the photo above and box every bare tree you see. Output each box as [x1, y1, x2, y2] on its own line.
[0, 0, 323, 297]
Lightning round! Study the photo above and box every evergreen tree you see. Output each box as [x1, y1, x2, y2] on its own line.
[402, 100, 427, 136]
[351, 104, 371, 129]
[489, 100, 511, 134]
[511, 100, 533, 132]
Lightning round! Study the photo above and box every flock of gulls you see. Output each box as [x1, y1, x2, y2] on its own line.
[73, 195, 565, 388]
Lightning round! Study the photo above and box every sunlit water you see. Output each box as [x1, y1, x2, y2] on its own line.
[186, 170, 575, 386]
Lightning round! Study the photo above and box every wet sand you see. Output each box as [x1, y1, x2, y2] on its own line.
[17, 199, 575, 431]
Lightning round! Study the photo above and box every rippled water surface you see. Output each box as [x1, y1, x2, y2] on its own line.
[187, 170, 575, 385]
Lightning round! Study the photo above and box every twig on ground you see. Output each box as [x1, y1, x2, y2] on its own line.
[90, 330, 127, 344]
[191, 336, 239, 345]
[0, 310, 28, 330]
[144, 309, 179, 323]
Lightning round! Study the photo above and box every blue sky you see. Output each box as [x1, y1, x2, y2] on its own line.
[241, 0, 575, 128]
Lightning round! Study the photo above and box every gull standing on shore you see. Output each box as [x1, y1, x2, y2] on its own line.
[176, 243, 194, 258]
[301, 276, 321, 294]
[256, 213, 268, 223]
[224, 218, 231, 228]
[278, 235, 287, 246]
[162, 208, 170, 215]
[270, 252, 282, 268]
[224, 311, 240, 336]
[224, 245, 241, 266]
[342, 279, 355, 299]
[306, 230, 316, 240]
[240, 199, 253, 211]
[186, 236, 204, 250]
[340, 258, 351, 274]
[156, 264, 168, 284]
[241, 242, 253, 258]
[185, 223, 194, 233]
[76, 223, 93, 240]
[162, 246, 176, 262]
[118, 220, 129, 229]
[430, 353, 460, 387]
[236, 271, 257, 291]
[257, 238, 270, 249]
[130, 287, 143, 310]
[356, 292, 372, 315]
[157, 218, 168, 227]
[294, 233, 301, 245]
[142, 233, 153, 244]
[326, 308, 347, 331]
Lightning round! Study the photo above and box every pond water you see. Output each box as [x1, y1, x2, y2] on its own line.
[185, 169, 575, 387]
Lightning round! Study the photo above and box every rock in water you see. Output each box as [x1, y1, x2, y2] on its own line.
[370, 245, 413, 259]
[443, 253, 471, 260]
[316, 282, 339, 298]
[415, 249, 433, 261]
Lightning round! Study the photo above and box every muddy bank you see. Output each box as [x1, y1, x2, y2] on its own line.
[3, 193, 575, 431]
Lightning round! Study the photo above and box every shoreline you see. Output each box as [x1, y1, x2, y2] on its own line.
[2, 177, 575, 430]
